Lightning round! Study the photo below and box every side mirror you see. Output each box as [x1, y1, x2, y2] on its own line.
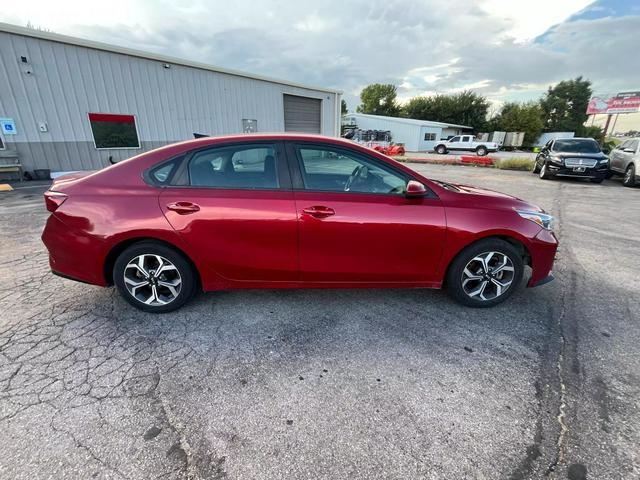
[405, 180, 427, 198]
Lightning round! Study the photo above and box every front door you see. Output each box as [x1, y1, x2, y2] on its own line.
[160, 142, 298, 284]
[287, 143, 446, 284]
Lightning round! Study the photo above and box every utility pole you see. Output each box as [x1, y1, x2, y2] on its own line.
[603, 114, 613, 137]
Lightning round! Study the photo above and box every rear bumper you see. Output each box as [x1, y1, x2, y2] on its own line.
[41, 214, 109, 287]
[526, 228, 558, 287]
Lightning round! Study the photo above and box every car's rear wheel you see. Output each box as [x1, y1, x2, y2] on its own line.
[623, 164, 636, 187]
[113, 242, 197, 313]
[446, 238, 524, 308]
[476, 146, 488, 156]
[436, 145, 447, 154]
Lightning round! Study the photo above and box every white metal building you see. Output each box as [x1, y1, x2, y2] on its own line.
[0, 23, 342, 173]
[342, 113, 472, 152]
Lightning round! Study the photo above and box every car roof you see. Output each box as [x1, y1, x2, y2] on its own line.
[171, 133, 353, 148]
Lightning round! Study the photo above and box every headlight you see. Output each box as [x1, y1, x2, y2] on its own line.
[516, 210, 554, 230]
[548, 155, 563, 165]
[599, 158, 609, 164]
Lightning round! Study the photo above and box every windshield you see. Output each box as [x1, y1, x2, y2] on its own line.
[552, 139, 601, 154]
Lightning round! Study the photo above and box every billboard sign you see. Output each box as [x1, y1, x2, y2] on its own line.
[587, 91, 640, 115]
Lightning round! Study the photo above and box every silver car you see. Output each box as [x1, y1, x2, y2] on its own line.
[609, 137, 639, 187]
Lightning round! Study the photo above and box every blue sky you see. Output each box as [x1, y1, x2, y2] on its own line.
[2, 0, 639, 117]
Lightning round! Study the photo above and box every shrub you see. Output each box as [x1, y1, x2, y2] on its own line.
[497, 157, 535, 171]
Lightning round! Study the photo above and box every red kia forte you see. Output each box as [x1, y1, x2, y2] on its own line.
[42, 134, 557, 313]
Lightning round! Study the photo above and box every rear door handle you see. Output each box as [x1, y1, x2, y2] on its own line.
[166, 201, 200, 214]
[302, 206, 335, 218]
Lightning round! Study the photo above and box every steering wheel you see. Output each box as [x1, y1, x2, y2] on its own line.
[344, 165, 367, 191]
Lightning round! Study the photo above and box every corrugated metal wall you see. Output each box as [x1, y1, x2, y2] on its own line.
[0, 31, 339, 172]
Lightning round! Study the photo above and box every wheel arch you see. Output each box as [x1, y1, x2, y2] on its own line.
[442, 234, 532, 286]
[103, 237, 202, 288]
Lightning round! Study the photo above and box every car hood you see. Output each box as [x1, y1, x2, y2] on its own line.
[439, 181, 543, 212]
[552, 151, 608, 159]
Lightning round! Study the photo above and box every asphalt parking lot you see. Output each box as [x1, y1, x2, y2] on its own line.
[1, 165, 638, 480]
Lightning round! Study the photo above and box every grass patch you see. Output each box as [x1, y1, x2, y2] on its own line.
[497, 157, 534, 171]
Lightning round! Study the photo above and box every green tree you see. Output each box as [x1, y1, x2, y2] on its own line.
[492, 102, 545, 147]
[341, 99, 348, 115]
[540, 77, 592, 134]
[356, 84, 400, 117]
[401, 90, 489, 131]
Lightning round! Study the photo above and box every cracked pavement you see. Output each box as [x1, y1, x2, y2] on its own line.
[0, 165, 638, 479]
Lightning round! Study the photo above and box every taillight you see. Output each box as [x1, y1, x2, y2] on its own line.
[44, 191, 68, 212]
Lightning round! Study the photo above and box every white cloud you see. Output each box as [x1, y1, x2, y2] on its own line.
[1, 0, 636, 117]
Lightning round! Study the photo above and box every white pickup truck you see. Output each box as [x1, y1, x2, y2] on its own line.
[433, 135, 499, 156]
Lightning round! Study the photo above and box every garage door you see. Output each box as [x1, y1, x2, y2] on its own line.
[283, 94, 322, 134]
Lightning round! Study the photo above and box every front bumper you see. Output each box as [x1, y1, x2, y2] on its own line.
[527, 228, 558, 287]
[547, 162, 608, 179]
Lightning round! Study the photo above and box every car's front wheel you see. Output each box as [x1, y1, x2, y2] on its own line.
[113, 242, 197, 313]
[446, 238, 524, 308]
[539, 163, 552, 180]
[623, 164, 636, 187]
[435, 145, 447, 154]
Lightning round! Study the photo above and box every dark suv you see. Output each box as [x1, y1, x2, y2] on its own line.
[533, 138, 609, 183]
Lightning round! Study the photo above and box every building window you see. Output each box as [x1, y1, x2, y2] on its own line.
[424, 133, 436, 141]
[88, 113, 140, 149]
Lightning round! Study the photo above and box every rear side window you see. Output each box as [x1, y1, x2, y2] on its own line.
[149, 157, 182, 185]
[188, 144, 279, 189]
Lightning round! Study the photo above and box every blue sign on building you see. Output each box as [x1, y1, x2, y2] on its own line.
[0, 118, 17, 135]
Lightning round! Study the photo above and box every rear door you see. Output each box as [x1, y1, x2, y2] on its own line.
[286, 142, 446, 284]
[159, 141, 298, 283]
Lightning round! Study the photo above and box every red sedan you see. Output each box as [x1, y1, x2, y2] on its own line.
[42, 134, 557, 313]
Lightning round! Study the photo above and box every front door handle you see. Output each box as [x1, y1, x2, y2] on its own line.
[166, 201, 200, 214]
[302, 206, 335, 218]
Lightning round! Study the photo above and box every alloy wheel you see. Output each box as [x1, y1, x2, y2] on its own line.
[123, 254, 182, 306]
[461, 251, 515, 301]
[624, 166, 635, 186]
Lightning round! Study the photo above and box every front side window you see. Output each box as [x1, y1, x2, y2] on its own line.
[626, 140, 639, 152]
[188, 144, 279, 189]
[89, 113, 140, 149]
[296, 146, 407, 195]
[449, 136, 460, 143]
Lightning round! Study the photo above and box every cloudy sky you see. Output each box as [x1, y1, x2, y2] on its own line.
[2, 0, 639, 126]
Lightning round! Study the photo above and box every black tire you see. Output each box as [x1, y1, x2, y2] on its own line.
[435, 145, 447, 155]
[476, 146, 488, 156]
[623, 164, 636, 187]
[446, 238, 524, 308]
[532, 159, 541, 174]
[113, 241, 197, 313]
[539, 162, 552, 180]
